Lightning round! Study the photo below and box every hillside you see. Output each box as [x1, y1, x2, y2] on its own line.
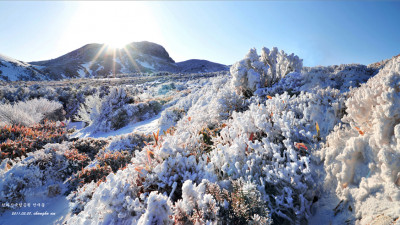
[0, 41, 229, 81]
[0, 54, 47, 81]
[0, 47, 399, 225]
[176, 59, 229, 73]
[30, 42, 178, 79]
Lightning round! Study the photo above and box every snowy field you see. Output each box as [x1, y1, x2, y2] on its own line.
[1, 47, 399, 224]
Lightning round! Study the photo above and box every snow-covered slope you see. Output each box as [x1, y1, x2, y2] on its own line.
[29, 42, 177, 79]
[175, 59, 229, 73]
[0, 42, 229, 81]
[0, 54, 47, 81]
[27, 42, 228, 79]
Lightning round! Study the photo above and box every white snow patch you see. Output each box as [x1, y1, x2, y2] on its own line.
[72, 113, 161, 138]
[78, 62, 92, 78]
[137, 60, 155, 70]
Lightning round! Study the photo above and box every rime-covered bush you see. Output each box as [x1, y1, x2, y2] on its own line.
[70, 137, 109, 160]
[157, 82, 176, 95]
[96, 151, 132, 173]
[255, 72, 304, 97]
[173, 180, 219, 224]
[158, 107, 186, 130]
[77, 87, 162, 132]
[205, 179, 272, 224]
[204, 90, 344, 223]
[0, 83, 105, 119]
[137, 192, 173, 225]
[257, 64, 377, 101]
[68, 164, 112, 190]
[91, 87, 131, 130]
[0, 143, 89, 209]
[66, 165, 148, 224]
[74, 94, 102, 126]
[231, 47, 302, 96]
[0, 98, 63, 126]
[107, 132, 151, 152]
[300, 64, 376, 93]
[316, 55, 400, 224]
[159, 75, 244, 130]
[173, 179, 272, 224]
[67, 181, 98, 214]
[0, 104, 36, 126]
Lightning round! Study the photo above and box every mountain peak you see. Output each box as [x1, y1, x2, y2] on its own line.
[126, 41, 175, 63]
[1, 41, 228, 81]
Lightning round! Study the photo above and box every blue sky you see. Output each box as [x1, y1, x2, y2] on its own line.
[0, 1, 399, 66]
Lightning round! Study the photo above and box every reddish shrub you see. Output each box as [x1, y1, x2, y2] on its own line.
[0, 121, 67, 161]
[96, 151, 131, 173]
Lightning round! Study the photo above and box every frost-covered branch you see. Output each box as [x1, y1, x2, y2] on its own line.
[231, 47, 302, 96]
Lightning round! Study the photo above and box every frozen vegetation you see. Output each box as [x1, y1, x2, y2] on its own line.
[0, 47, 399, 225]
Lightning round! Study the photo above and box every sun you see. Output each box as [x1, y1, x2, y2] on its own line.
[66, 2, 162, 50]
[105, 39, 128, 49]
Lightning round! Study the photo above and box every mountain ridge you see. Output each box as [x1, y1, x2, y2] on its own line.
[0, 41, 228, 81]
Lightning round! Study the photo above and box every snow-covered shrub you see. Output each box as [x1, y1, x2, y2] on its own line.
[107, 132, 151, 152]
[0, 98, 63, 126]
[159, 75, 244, 130]
[66, 165, 148, 224]
[157, 82, 176, 95]
[96, 151, 131, 173]
[0, 103, 36, 126]
[173, 179, 272, 224]
[231, 47, 302, 96]
[317, 55, 400, 224]
[116, 100, 162, 127]
[137, 192, 173, 225]
[67, 181, 98, 214]
[158, 107, 186, 130]
[68, 164, 112, 190]
[70, 137, 109, 160]
[0, 143, 87, 208]
[78, 87, 162, 132]
[300, 64, 376, 93]
[74, 94, 102, 126]
[202, 87, 345, 223]
[0, 82, 105, 120]
[255, 71, 304, 97]
[89, 87, 130, 130]
[172, 180, 218, 224]
[209, 179, 272, 224]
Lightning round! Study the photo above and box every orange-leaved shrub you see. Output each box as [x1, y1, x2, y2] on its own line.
[0, 121, 67, 161]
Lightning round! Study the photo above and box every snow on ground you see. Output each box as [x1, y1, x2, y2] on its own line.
[77, 62, 92, 78]
[67, 121, 85, 131]
[137, 60, 155, 70]
[95, 77, 121, 81]
[71, 113, 161, 138]
[0, 195, 70, 225]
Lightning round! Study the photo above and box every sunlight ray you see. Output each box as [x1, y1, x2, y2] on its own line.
[88, 44, 108, 75]
[112, 47, 116, 78]
[122, 45, 142, 73]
